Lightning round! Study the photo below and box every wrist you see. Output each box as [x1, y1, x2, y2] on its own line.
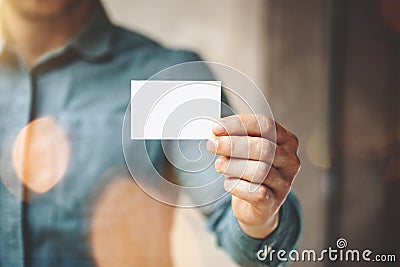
[238, 211, 280, 239]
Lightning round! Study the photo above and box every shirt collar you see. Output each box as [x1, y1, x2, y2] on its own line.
[69, 3, 115, 61]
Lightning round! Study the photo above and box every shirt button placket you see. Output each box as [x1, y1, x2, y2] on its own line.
[0, 61, 35, 267]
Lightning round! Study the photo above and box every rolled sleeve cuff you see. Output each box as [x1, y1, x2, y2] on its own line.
[220, 193, 303, 267]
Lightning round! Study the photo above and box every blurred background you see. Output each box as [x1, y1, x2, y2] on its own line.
[101, 0, 399, 266]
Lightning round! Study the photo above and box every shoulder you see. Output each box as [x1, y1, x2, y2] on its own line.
[110, 25, 203, 72]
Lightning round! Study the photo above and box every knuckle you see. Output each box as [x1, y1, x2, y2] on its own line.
[254, 138, 264, 158]
[293, 155, 301, 170]
[254, 186, 268, 204]
[232, 116, 243, 133]
[273, 170, 291, 190]
[291, 134, 299, 148]
[220, 136, 233, 154]
[228, 137, 235, 155]
[287, 155, 301, 177]
[260, 115, 272, 135]
[258, 139, 273, 161]
[257, 161, 269, 176]
[252, 163, 269, 183]
[268, 141, 276, 157]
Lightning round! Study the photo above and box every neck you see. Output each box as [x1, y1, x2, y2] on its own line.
[2, 1, 95, 68]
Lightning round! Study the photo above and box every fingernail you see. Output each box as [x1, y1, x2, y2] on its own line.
[224, 179, 236, 191]
[215, 157, 223, 171]
[206, 138, 218, 152]
[213, 122, 226, 135]
[248, 183, 260, 193]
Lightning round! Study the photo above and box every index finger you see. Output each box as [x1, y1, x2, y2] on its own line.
[212, 114, 292, 145]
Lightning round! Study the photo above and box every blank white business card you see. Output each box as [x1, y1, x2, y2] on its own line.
[131, 80, 221, 139]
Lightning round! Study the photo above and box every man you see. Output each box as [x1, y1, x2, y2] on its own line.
[0, 0, 302, 266]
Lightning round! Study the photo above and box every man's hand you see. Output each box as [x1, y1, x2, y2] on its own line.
[206, 114, 300, 239]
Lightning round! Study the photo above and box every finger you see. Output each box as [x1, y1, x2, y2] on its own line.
[212, 114, 293, 146]
[216, 157, 292, 196]
[207, 136, 274, 163]
[277, 152, 301, 179]
[208, 137, 293, 169]
[224, 178, 276, 211]
[215, 157, 270, 184]
[261, 166, 292, 198]
[281, 131, 299, 154]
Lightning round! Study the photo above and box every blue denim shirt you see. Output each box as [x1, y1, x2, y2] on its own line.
[0, 4, 302, 267]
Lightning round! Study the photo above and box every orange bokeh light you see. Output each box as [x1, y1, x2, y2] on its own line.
[90, 177, 174, 267]
[12, 116, 70, 194]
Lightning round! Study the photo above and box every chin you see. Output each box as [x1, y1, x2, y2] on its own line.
[6, 0, 91, 20]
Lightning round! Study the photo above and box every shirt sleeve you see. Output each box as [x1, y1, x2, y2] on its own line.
[206, 192, 303, 267]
